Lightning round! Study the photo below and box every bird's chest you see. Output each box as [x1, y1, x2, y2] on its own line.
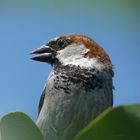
[37, 72, 109, 140]
[46, 65, 103, 95]
[37, 67, 112, 140]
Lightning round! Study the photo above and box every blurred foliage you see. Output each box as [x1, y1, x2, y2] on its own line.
[0, 104, 140, 140]
[74, 104, 140, 140]
[0, 112, 43, 140]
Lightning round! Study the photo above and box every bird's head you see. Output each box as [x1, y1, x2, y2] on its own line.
[31, 34, 112, 70]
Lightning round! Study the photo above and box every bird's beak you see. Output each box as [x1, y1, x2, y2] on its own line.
[30, 45, 55, 64]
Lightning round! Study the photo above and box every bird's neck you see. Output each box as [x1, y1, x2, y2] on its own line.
[52, 63, 106, 91]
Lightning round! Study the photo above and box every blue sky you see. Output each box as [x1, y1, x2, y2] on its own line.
[0, 0, 140, 120]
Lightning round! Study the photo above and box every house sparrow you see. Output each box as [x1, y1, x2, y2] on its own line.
[31, 34, 114, 140]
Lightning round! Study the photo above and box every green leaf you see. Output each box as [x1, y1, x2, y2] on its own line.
[0, 112, 43, 140]
[74, 104, 140, 140]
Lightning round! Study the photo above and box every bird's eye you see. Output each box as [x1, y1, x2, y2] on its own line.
[57, 38, 70, 48]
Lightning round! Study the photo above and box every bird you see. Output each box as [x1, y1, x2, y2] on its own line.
[31, 34, 114, 140]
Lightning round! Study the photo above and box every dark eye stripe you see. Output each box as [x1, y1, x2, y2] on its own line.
[46, 37, 71, 51]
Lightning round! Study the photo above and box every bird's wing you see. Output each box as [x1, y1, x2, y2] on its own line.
[38, 87, 46, 115]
